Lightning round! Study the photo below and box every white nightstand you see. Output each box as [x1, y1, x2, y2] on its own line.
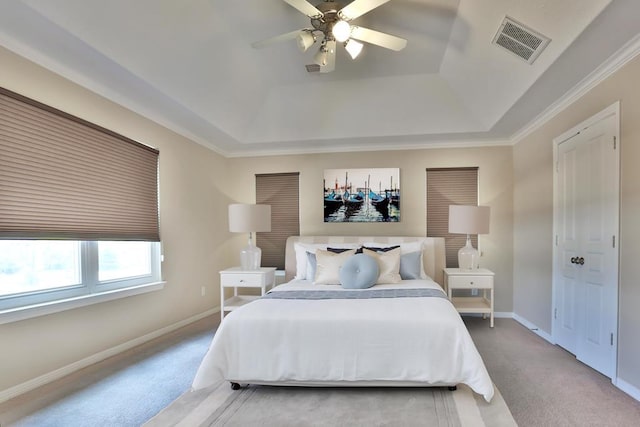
[220, 267, 276, 321]
[443, 268, 495, 327]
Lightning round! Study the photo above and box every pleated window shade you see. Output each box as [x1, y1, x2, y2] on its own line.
[256, 172, 300, 270]
[0, 87, 160, 241]
[426, 168, 478, 268]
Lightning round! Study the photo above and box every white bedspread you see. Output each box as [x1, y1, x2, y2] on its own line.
[192, 279, 494, 402]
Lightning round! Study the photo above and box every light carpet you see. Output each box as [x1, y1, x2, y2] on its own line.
[146, 382, 516, 427]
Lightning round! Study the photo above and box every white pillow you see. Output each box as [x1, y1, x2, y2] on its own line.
[294, 243, 327, 279]
[313, 249, 357, 285]
[293, 242, 360, 279]
[363, 240, 427, 279]
[362, 248, 402, 284]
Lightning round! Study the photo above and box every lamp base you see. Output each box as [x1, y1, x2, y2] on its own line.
[458, 235, 479, 270]
[240, 241, 262, 271]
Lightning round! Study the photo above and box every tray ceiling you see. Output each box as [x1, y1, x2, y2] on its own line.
[1, 0, 638, 156]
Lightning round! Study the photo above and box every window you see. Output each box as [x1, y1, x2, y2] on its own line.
[0, 241, 161, 311]
[256, 172, 300, 270]
[0, 87, 161, 319]
[426, 168, 479, 267]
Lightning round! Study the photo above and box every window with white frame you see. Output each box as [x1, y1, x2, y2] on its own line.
[0, 241, 161, 310]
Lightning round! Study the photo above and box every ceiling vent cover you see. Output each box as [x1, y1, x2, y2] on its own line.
[492, 17, 550, 64]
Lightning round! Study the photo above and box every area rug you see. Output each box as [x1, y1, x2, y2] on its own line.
[145, 382, 516, 427]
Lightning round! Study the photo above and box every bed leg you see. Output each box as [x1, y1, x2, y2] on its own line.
[448, 386, 457, 391]
[230, 382, 241, 390]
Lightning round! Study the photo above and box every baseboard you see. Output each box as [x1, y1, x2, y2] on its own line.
[616, 378, 640, 402]
[0, 307, 219, 404]
[512, 313, 554, 344]
[494, 311, 513, 318]
[459, 312, 513, 319]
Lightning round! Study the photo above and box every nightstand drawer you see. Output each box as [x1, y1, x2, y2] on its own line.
[221, 273, 267, 287]
[447, 275, 493, 289]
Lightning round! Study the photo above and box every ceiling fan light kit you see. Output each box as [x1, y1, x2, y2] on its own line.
[297, 30, 316, 52]
[253, 0, 406, 73]
[332, 19, 351, 42]
[344, 39, 363, 59]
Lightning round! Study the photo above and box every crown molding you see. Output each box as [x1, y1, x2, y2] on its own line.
[510, 33, 640, 145]
[224, 138, 513, 158]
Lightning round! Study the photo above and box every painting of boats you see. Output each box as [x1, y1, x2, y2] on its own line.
[323, 168, 400, 222]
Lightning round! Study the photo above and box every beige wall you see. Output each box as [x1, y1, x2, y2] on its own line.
[513, 54, 640, 389]
[0, 47, 232, 392]
[227, 146, 514, 312]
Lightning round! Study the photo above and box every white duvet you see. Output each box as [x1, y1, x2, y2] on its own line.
[192, 279, 494, 402]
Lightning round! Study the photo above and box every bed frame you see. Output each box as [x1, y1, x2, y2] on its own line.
[284, 236, 446, 286]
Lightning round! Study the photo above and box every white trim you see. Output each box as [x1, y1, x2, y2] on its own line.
[0, 281, 166, 325]
[512, 313, 554, 344]
[616, 378, 640, 402]
[511, 34, 640, 145]
[494, 311, 513, 318]
[0, 306, 220, 404]
[460, 312, 513, 319]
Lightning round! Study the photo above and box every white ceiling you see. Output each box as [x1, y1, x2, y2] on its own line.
[1, 0, 639, 157]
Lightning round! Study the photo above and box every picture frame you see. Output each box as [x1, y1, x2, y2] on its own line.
[323, 168, 400, 222]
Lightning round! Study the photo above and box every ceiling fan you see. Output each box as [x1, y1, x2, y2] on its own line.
[252, 0, 407, 73]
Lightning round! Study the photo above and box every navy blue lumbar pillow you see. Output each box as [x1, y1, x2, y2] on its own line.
[339, 254, 379, 289]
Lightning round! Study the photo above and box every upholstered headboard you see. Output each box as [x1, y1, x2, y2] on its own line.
[285, 236, 446, 287]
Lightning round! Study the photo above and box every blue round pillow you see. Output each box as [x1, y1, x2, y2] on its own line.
[339, 254, 379, 289]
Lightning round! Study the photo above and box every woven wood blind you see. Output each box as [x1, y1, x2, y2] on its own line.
[256, 172, 300, 269]
[426, 168, 478, 267]
[0, 87, 160, 241]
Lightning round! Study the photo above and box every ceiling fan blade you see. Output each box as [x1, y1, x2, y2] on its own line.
[339, 0, 391, 21]
[283, 0, 323, 18]
[350, 26, 407, 51]
[251, 29, 305, 49]
[320, 40, 336, 73]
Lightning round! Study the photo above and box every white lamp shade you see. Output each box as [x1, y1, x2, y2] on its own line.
[345, 39, 364, 59]
[297, 31, 315, 52]
[314, 46, 328, 66]
[448, 205, 490, 235]
[228, 204, 271, 233]
[332, 20, 351, 43]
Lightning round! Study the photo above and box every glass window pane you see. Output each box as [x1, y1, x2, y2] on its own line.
[98, 242, 151, 282]
[0, 240, 81, 297]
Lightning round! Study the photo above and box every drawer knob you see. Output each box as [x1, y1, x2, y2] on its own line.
[470, 281, 474, 285]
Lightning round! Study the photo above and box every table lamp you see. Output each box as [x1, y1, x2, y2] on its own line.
[228, 204, 271, 270]
[448, 205, 490, 270]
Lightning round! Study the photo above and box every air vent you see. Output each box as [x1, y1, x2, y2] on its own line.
[492, 17, 550, 64]
[305, 64, 320, 73]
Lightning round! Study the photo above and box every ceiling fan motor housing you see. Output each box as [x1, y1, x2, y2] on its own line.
[311, 1, 345, 37]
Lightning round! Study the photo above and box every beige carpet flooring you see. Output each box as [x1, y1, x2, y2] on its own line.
[2, 316, 640, 426]
[465, 317, 640, 426]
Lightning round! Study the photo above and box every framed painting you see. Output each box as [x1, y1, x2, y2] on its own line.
[323, 168, 400, 222]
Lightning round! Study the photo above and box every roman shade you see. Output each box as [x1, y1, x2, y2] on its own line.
[0, 87, 160, 241]
[426, 167, 478, 267]
[256, 172, 300, 269]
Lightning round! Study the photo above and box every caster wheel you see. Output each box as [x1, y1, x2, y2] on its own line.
[230, 382, 241, 390]
[447, 386, 457, 391]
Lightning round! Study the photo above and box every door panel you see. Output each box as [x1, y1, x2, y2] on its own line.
[554, 109, 618, 379]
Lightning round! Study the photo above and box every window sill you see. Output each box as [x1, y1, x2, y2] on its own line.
[0, 281, 165, 325]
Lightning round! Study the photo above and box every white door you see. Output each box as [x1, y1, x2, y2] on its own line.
[553, 104, 619, 379]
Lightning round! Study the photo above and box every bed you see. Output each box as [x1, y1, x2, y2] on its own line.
[192, 236, 494, 402]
